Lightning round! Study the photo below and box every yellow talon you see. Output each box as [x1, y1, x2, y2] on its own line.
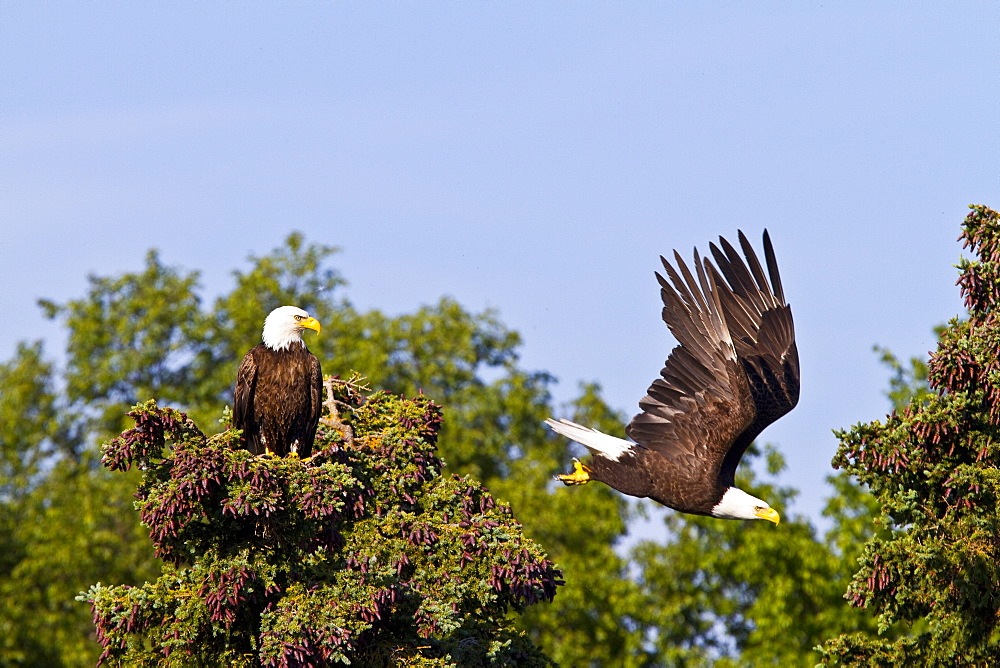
[556, 458, 591, 486]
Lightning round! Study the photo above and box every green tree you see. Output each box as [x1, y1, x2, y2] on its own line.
[873, 342, 934, 412]
[497, 383, 647, 666]
[0, 341, 60, 501]
[207, 237, 646, 665]
[39, 251, 216, 436]
[0, 339, 159, 666]
[821, 205, 1000, 665]
[85, 391, 561, 666]
[601, 444, 880, 668]
[4, 225, 942, 666]
[2, 459, 157, 666]
[1, 235, 639, 665]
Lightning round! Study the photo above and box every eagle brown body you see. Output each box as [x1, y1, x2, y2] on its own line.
[233, 306, 323, 458]
[548, 231, 799, 521]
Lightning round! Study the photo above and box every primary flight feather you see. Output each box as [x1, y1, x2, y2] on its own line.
[547, 231, 799, 523]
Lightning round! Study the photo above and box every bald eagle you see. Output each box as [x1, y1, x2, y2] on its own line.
[233, 306, 323, 458]
[547, 231, 799, 523]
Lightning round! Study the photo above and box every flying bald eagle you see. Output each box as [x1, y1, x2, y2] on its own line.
[547, 231, 799, 523]
[233, 305, 323, 458]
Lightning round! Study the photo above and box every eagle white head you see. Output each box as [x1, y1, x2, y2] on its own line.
[262, 306, 322, 351]
[711, 487, 780, 524]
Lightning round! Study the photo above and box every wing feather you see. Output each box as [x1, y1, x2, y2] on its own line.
[626, 231, 799, 489]
[707, 230, 800, 485]
[626, 246, 754, 475]
[762, 230, 785, 304]
[233, 349, 261, 454]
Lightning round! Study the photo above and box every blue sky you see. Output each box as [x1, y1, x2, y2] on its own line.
[3, 3, 997, 526]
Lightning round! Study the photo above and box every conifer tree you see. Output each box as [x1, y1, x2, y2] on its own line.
[82, 381, 562, 666]
[821, 205, 1000, 664]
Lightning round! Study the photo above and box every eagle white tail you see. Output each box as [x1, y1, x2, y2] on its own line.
[544, 418, 634, 461]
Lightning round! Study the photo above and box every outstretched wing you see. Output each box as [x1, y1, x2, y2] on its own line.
[706, 230, 800, 486]
[625, 246, 757, 482]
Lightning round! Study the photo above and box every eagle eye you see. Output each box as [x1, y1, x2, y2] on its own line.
[293, 315, 305, 321]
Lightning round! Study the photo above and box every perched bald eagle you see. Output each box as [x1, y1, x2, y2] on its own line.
[547, 231, 799, 523]
[233, 305, 323, 458]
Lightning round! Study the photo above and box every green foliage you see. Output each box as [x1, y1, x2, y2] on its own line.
[0, 338, 161, 667]
[1, 456, 158, 666]
[873, 342, 934, 411]
[2, 233, 632, 666]
[39, 250, 216, 437]
[820, 205, 1000, 665]
[0, 341, 59, 500]
[608, 445, 880, 668]
[1, 226, 943, 666]
[85, 393, 560, 666]
[499, 384, 646, 666]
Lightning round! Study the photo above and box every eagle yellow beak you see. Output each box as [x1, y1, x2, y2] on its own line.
[301, 317, 321, 334]
[755, 507, 780, 525]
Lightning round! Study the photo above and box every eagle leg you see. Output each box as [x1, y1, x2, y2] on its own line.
[555, 458, 591, 486]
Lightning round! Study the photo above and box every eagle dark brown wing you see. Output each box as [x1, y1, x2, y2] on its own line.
[625, 245, 758, 489]
[233, 348, 262, 454]
[706, 230, 800, 486]
[304, 352, 323, 457]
